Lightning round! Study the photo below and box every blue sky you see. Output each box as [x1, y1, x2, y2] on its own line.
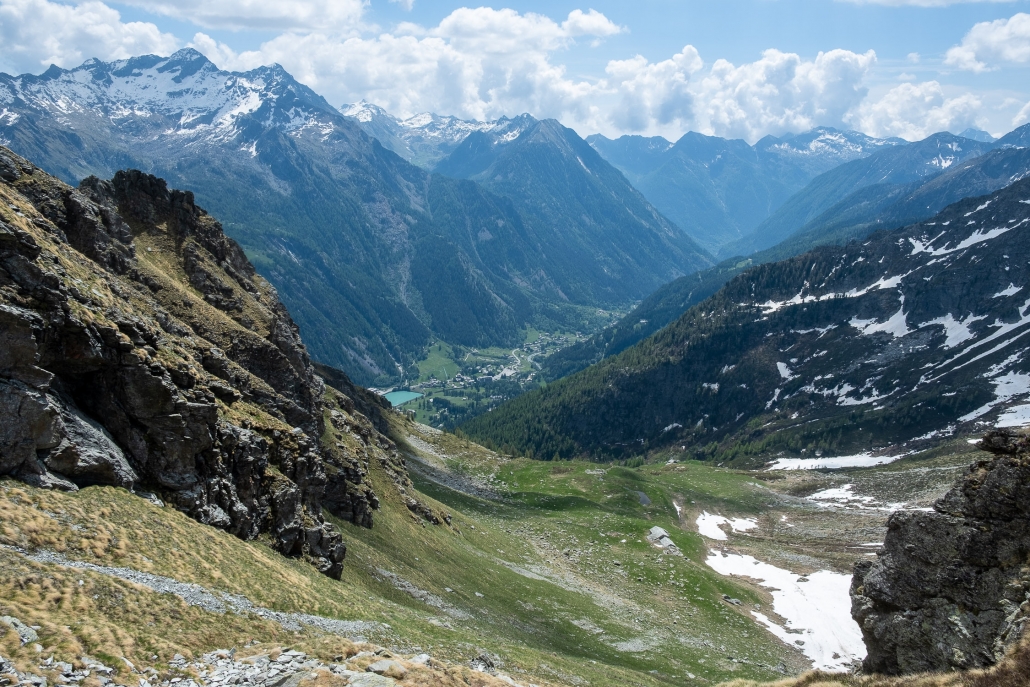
[2, 0, 1029, 141]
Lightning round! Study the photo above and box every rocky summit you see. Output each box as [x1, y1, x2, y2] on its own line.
[852, 428, 1030, 674]
[0, 146, 437, 578]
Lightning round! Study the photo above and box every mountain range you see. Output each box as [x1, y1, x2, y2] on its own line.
[465, 176, 1030, 462]
[0, 50, 708, 386]
[539, 124, 1030, 382]
[588, 128, 905, 255]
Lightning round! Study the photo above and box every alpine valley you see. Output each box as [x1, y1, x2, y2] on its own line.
[5, 43, 1030, 687]
[0, 50, 710, 386]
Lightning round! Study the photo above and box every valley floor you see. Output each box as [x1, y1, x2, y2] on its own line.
[0, 413, 988, 687]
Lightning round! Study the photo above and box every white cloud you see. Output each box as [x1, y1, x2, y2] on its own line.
[603, 48, 875, 141]
[945, 12, 1030, 71]
[604, 47, 703, 132]
[390, 0, 414, 10]
[696, 48, 875, 141]
[849, 81, 982, 139]
[193, 8, 622, 125]
[118, 0, 366, 31]
[1015, 99, 1030, 126]
[0, 0, 179, 74]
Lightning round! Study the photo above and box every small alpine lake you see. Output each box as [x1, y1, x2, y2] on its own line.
[384, 390, 423, 407]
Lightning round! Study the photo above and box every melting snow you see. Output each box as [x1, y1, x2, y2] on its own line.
[909, 219, 1028, 257]
[777, 362, 794, 380]
[695, 512, 758, 541]
[994, 284, 1023, 298]
[704, 551, 864, 671]
[849, 301, 911, 338]
[919, 313, 985, 348]
[960, 372, 1030, 423]
[964, 200, 991, 216]
[809, 485, 876, 507]
[997, 404, 1030, 428]
[766, 453, 908, 470]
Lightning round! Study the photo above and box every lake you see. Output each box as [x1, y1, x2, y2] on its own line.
[384, 390, 423, 407]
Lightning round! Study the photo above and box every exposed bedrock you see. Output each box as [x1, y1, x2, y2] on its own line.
[0, 147, 404, 578]
[852, 429, 1030, 674]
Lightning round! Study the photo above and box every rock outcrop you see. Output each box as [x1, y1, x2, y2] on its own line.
[0, 146, 396, 577]
[851, 429, 1030, 674]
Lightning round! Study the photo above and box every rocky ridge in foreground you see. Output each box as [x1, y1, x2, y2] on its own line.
[0, 147, 436, 577]
[852, 429, 1030, 674]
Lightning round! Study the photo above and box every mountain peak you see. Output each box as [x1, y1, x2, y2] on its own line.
[168, 47, 212, 63]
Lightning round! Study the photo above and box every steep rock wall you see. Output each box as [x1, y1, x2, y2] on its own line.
[852, 429, 1030, 674]
[0, 147, 397, 577]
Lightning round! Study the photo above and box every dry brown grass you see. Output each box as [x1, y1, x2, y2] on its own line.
[719, 632, 1030, 687]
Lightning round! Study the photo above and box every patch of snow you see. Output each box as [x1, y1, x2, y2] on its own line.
[767, 453, 908, 470]
[777, 362, 794, 380]
[994, 284, 1023, 298]
[695, 512, 758, 541]
[959, 371, 1030, 423]
[909, 219, 1028, 257]
[702, 382, 720, 392]
[662, 423, 682, 433]
[919, 313, 985, 348]
[809, 485, 876, 507]
[849, 297, 911, 339]
[997, 404, 1030, 428]
[705, 551, 864, 671]
[964, 200, 991, 217]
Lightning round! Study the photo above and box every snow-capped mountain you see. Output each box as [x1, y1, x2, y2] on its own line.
[588, 126, 906, 254]
[754, 126, 906, 172]
[340, 100, 497, 168]
[731, 131, 1006, 257]
[466, 175, 1030, 463]
[0, 50, 713, 386]
[0, 49, 341, 165]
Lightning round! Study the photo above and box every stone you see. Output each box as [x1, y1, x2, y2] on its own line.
[365, 660, 405, 678]
[347, 675, 396, 687]
[0, 616, 38, 644]
[851, 428, 1030, 674]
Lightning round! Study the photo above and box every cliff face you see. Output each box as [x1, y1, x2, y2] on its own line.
[0, 147, 395, 577]
[851, 429, 1030, 674]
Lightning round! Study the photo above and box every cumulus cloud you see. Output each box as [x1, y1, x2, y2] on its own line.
[192, 8, 622, 124]
[605, 47, 703, 132]
[0, 0, 179, 74]
[945, 12, 1030, 72]
[849, 81, 982, 139]
[695, 48, 874, 141]
[117, 0, 366, 31]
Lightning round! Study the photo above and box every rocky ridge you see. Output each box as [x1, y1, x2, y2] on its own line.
[0, 644, 524, 687]
[0, 146, 437, 577]
[851, 429, 1030, 674]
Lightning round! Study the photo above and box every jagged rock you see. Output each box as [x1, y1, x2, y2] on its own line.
[0, 616, 38, 644]
[851, 428, 1030, 674]
[0, 147, 395, 577]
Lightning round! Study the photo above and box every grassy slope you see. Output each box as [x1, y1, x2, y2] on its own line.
[2, 397, 1008, 687]
[0, 411, 814, 687]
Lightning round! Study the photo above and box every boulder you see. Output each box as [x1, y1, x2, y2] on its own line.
[851, 428, 1030, 674]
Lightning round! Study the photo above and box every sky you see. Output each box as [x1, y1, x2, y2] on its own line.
[1, 0, 1029, 143]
